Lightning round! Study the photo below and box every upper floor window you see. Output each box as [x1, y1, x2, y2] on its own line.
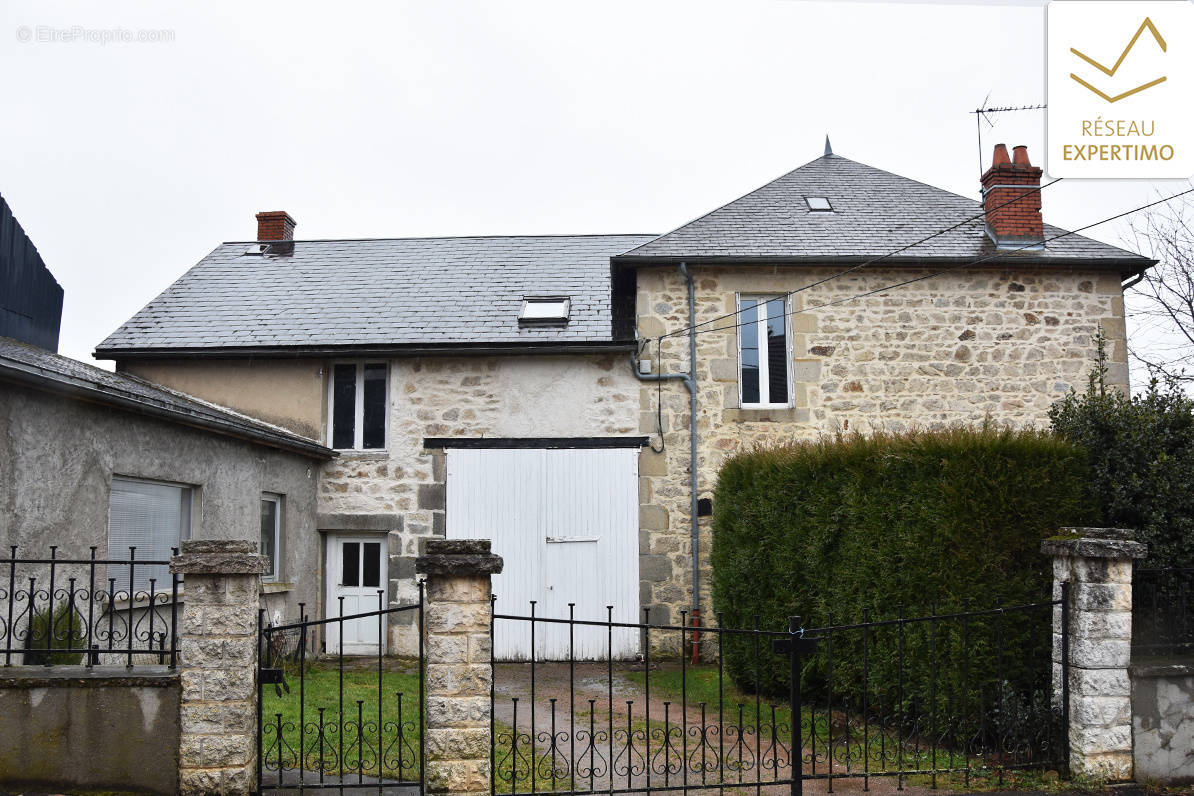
[738, 295, 791, 408]
[329, 362, 387, 450]
[107, 477, 192, 593]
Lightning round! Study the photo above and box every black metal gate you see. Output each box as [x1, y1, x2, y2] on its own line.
[490, 591, 1069, 795]
[257, 591, 424, 795]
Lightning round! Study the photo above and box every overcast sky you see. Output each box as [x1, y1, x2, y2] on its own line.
[2, 0, 1189, 389]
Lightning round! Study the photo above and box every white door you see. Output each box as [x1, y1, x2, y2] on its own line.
[446, 447, 640, 660]
[325, 535, 388, 655]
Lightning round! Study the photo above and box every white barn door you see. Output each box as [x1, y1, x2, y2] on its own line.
[446, 447, 640, 660]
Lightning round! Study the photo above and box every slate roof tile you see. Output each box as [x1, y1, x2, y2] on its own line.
[96, 235, 654, 354]
[619, 154, 1148, 264]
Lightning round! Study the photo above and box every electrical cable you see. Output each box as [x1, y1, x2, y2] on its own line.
[672, 185, 1194, 342]
[655, 177, 1064, 342]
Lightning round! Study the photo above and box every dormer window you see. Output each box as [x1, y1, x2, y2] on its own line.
[519, 297, 570, 325]
[805, 197, 833, 212]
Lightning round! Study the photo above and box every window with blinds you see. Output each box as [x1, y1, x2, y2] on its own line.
[107, 478, 192, 594]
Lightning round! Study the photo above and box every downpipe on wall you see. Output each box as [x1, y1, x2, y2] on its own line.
[630, 262, 702, 663]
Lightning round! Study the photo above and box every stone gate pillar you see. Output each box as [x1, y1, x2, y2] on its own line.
[171, 540, 266, 796]
[416, 539, 503, 796]
[1042, 528, 1146, 782]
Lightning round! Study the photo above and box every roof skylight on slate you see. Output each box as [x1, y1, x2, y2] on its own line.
[519, 297, 571, 325]
[805, 196, 833, 212]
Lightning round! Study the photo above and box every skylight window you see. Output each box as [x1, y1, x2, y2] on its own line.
[244, 243, 270, 256]
[519, 297, 571, 324]
[805, 197, 833, 212]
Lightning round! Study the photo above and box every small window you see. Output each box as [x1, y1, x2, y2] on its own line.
[805, 197, 833, 212]
[107, 478, 192, 594]
[328, 362, 388, 450]
[519, 297, 570, 324]
[260, 494, 281, 580]
[738, 295, 791, 408]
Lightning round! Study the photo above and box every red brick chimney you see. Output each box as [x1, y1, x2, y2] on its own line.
[255, 211, 296, 242]
[980, 144, 1044, 247]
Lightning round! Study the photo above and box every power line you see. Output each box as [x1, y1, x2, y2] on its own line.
[656, 177, 1063, 342]
[665, 185, 1194, 343]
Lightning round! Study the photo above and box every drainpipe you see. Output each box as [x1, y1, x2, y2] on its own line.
[628, 262, 701, 662]
[677, 263, 701, 663]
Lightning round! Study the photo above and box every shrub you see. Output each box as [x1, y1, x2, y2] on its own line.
[1048, 343, 1194, 569]
[23, 601, 86, 665]
[711, 426, 1094, 704]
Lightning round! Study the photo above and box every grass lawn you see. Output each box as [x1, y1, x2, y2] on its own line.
[626, 665, 980, 781]
[260, 661, 422, 780]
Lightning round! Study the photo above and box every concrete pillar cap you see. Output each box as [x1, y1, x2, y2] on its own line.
[1040, 528, 1147, 560]
[416, 538, 504, 576]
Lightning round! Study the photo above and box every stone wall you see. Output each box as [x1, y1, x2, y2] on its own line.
[1132, 663, 1194, 784]
[637, 265, 1128, 624]
[317, 354, 639, 651]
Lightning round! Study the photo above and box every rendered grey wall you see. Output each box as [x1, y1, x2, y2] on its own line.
[0, 381, 323, 624]
[1132, 663, 1194, 784]
[0, 667, 180, 795]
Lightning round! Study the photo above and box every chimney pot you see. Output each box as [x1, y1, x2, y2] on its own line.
[980, 144, 1043, 247]
[255, 211, 296, 242]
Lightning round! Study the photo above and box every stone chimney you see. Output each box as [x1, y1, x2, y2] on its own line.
[980, 144, 1044, 248]
[255, 211, 296, 242]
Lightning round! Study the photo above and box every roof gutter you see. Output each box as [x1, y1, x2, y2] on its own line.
[0, 360, 335, 460]
[612, 254, 1155, 275]
[95, 341, 638, 361]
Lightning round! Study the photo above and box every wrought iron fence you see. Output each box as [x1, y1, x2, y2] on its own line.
[1133, 567, 1194, 659]
[491, 592, 1067, 796]
[0, 545, 179, 667]
[258, 589, 425, 794]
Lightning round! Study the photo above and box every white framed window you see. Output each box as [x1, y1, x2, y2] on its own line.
[738, 295, 792, 408]
[260, 494, 282, 581]
[107, 477, 192, 594]
[328, 362, 388, 450]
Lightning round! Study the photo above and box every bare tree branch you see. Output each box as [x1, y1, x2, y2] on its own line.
[1125, 187, 1194, 384]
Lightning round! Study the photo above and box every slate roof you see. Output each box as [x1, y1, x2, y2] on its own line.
[617, 154, 1151, 268]
[0, 337, 333, 458]
[96, 235, 655, 356]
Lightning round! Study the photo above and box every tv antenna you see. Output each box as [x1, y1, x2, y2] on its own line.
[971, 98, 1047, 181]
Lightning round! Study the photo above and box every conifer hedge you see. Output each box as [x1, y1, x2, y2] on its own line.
[711, 427, 1094, 701]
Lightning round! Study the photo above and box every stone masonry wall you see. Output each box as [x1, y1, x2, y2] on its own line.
[318, 354, 639, 652]
[636, 265, 1129, 625]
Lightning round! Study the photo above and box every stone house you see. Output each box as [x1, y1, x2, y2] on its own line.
[94, 143, 1152, 656]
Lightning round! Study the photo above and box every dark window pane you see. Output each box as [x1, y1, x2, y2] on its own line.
[332, 364, 357, 449]
[740, 299, 760, 404]
[363, 542, 381, 588]
[260, 499, 277, 577]
[342, 542, 360, 587]
[362, 364, 387, 449]
[766, 298, 788, 404]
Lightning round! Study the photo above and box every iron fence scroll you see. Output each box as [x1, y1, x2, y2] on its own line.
[0, 545, 179, 667]
[257, 585, 425, 794]
[491, 593, 1067, 796]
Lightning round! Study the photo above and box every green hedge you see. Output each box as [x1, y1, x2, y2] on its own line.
[1049, 364, 1194, 569]
[711, 427, 1094, 703]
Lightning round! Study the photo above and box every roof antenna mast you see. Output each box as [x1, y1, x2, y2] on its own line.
[970, 97, 1047, 187]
